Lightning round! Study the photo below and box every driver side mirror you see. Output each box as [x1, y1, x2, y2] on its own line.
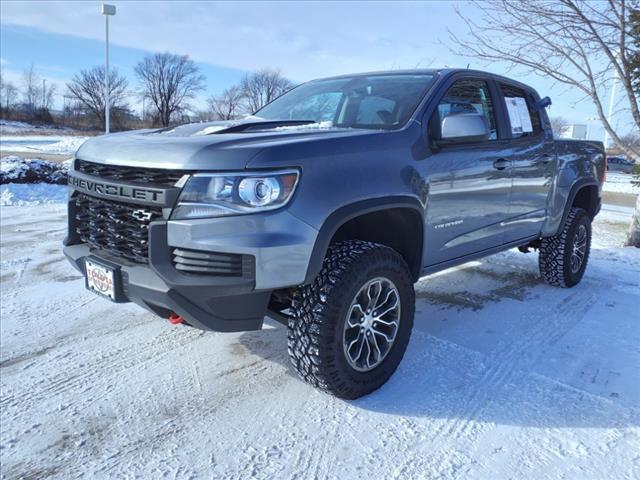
[437, 112, 490, 145]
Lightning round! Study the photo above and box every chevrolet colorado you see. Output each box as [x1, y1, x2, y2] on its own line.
[64, 69, 605, 398]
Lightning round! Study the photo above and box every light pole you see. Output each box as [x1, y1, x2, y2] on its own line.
[102, 4, 116, 134]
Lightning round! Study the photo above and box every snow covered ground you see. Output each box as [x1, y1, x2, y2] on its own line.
[0, 121, 88, 157]
[0, 136, 87, 156]
[1, 200, 638, 479]
[0, 120, 72, 135]
[604, 172, 638, 195]
[0, 183, 68, 206]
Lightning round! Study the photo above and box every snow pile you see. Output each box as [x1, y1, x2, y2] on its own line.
[0, 156, 68, 185]
[33, 136, 86, 155]
[0, 183, 68, 206]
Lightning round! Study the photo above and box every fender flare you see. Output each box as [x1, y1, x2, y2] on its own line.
[303, 196, 424, 284]
[556, 178, 600, 235]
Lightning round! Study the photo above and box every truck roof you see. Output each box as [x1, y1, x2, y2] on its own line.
[314, 68, 541, 98]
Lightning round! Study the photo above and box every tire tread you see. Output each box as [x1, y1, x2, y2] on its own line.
[288, 240, 413, 399]
[539, 207, 591, 288]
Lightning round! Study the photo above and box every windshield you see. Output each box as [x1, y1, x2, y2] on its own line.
[254, 73, 435, 130]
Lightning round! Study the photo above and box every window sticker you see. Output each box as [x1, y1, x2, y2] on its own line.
[505, 97, 533, 134]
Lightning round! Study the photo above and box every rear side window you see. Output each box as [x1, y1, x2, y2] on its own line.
[499, 84, 542, 138]
[434, 79, 498, 141]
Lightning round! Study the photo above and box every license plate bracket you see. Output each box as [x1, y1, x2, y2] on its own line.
[84, 257, 124, 302]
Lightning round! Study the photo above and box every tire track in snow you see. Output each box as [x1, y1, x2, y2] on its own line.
[390, 289, 598, 479]
[452, 290, 597, 437]
[84, 337, 293, 479]
[1, 325, 205, 414]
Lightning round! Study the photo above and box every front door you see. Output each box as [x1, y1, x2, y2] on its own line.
[423, 77, 513, 266]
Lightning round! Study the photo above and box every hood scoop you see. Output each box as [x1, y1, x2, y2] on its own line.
[205, 120, 317, 134]
[146, 119, 323, 138]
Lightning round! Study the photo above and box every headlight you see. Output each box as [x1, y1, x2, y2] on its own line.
[171, 170, 299, 219]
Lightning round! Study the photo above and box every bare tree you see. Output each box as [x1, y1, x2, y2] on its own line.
[241, 68, 293, 113]
[624, 5, 640, 248]
[0, 73, 19, 111]
[66, 66, 129, 129]
[620, 131, 640, 151]
[41, 81, 57, 110]
[631, 8, 640, 94]
[207, 85, 244, 120]
[449, 0, 640, 160]
[4, 83, 18, 111]
[549, 116, 571, 136]
[134, 52, 205, 127]
[22, 63, 41, 113]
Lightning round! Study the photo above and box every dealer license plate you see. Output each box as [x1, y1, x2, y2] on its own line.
[85, 259, 116, 301]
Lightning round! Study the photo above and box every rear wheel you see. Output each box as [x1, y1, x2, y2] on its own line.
[539, 207, 591, 288]
[287, 241, 414, 399]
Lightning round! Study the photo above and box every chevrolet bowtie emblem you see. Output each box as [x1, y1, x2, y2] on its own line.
[131, 209, 153, 221]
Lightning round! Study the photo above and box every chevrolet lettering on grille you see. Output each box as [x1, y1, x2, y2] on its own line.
[68, 172, 166, 204]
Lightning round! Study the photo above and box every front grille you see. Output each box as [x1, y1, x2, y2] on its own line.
[75, 193, 162, 263]
[76, 160, 185, 187]
[172, 248, 243, 276]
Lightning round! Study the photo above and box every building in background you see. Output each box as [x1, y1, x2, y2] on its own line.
[559, 124, 588, 140]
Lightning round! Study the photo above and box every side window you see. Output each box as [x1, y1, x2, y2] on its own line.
[356, 96, 396, 125]
[434, 79, 498, 141]
[499, 84, 542, 138]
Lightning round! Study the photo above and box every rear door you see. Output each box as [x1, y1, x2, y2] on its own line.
[498, 82, 555, 242]
[423, 76, 514, 266]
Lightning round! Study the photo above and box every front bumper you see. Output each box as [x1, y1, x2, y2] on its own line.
[64, 241, 271, 332]
[64, 200, 318, 332]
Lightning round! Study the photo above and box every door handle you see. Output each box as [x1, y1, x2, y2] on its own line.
[493, 158, 510, 170]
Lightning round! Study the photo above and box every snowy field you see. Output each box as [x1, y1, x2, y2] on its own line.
[0, 121, 88, 157]
[604, 172, 638, 195]
[0, 136, 87, 156]
[0, 120, 72, 135]
[0, 199, 638, 479]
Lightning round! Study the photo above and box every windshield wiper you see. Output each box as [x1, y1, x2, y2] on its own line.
[207, 119, 317, 134]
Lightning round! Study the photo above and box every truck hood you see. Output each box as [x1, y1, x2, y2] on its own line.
[76, 119, 375, 170]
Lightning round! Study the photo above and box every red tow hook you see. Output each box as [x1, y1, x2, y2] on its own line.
[168, 313, 185, 325]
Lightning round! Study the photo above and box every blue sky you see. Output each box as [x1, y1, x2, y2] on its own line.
[0, 0, 629, 139]
[0, 24, 247, 99]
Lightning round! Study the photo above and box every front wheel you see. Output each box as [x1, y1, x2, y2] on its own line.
[539, 207, 592, 288]
[288, 241, 415, 399]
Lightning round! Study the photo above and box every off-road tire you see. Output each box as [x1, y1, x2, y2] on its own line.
[288, 241, 415, 399]
[539, 207, 591, 288]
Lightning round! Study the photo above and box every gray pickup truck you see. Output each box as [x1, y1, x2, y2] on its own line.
[64, 69, 605, 398]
